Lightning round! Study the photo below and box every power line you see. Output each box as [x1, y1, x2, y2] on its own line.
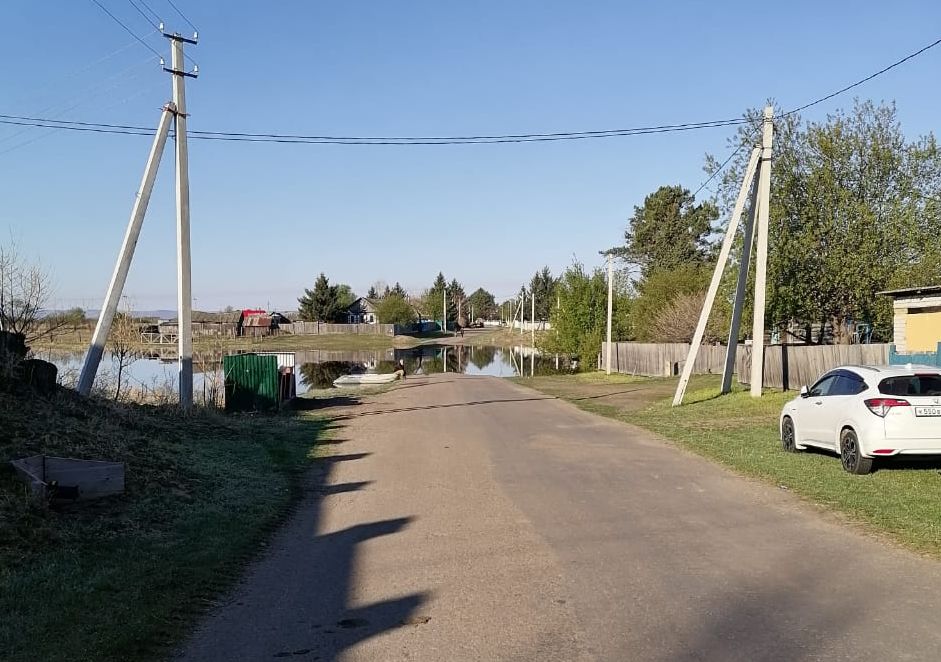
[4, 33, 940, 148]
[165, 0, 198, 33]
[784, 36, 941, 116]
[126, 0, 161, 30]
[88, 0, 163, 60]
[692, 35, 941, 197]
[0, 114, 747, 144]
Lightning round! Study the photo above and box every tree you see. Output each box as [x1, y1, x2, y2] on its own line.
[622, 185, 718, 278]
[631, 265, 712, 341]
[544, 260, 631, 360]
[375, 294, 417, 325]
[710, 101, 941, 343]
[448, 278, 466, 323]
[0, 241, 59, 341]
[466, 288, 498, 320]
[389, 282, 407, 298]
[298, 273, 342, 322]
[367, 285, 379, 299]
[335, 284, 357, 314]
[422, 272, 457, 325]
[528, 266, 557, 321]
[109, 306, 138, 401]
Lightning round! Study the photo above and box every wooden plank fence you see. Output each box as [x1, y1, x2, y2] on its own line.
[602, 342, 892, 390]
[737, 343, 890, 390]
[601, 342, 734, 377]
[284, 322, 395, 336]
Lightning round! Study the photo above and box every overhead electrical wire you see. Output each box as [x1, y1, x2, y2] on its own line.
[690, 35, 941, 198]
[165, 0, 198, 33]
[125, 0, 161, 30]
[3, 33, 939, 148]
[88, 0, 163, 59]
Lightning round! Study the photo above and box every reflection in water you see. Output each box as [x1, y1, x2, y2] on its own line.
[43, 344, 575, 398]
[297, 345, 575, 391]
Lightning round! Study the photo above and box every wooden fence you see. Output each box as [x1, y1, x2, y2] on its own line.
[283, 322, 395, 336]
[602, 341, 892, 390]
[736, 343, 890, 390]
[601, 342, 734, 376]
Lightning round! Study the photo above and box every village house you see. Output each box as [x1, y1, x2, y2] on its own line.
[345, 297, 379, 324]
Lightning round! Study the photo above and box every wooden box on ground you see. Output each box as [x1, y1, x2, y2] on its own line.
[10, 455, 125, 503]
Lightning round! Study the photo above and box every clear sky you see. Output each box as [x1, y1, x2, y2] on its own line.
[2, 1, 939, 312]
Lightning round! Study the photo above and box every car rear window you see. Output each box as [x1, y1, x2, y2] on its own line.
[878, 375, 941, 396]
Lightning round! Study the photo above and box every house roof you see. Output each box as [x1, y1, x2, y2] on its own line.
[345, 297, 379, 314]
[878, 285, 941, 299]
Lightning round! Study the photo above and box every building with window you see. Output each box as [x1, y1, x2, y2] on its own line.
[881, 285, 941, 361]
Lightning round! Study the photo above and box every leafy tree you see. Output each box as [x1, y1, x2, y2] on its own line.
[335, 284, 357, 314]
[544, 260, 631, 361]
[298, 273, 342, 322]
[375, 294, 417, 325]
[466, 287, 498, 320]
[710, 101, 941, 342]
[528, 266, 557, 321]
[621, 185, 718, 278]
[423, 272, 458, 325]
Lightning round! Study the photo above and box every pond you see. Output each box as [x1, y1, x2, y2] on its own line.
[38, 344, 575, 401]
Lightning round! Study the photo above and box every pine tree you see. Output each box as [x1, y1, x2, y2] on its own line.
[298, 273, 341, 322]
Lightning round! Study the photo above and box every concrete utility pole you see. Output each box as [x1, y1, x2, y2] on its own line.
[520, 289, 525, 335]
[750, 106, 774, 398]
[606, 254, 613, 375]
[531, 289, 535, 348]
[442, 287, 447, 333]
[78, 105, 176, 396]
[672, 147, 761, 406]
[722, 164, 761, 394]
[168, 34, 196, 409]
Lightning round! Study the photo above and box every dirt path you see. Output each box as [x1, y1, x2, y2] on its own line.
[178, 374, 941, 661]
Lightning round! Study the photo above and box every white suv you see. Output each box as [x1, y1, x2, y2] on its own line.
[780, 365, 941, 474]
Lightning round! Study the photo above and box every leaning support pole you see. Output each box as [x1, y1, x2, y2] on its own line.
[750, 106, 775, 397]
[77, 105, 176, 396]
[673, 147, 761, 406]
[721, 170, 761, 393]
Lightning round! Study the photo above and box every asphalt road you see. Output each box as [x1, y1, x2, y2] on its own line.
[178, 374, 941, 661]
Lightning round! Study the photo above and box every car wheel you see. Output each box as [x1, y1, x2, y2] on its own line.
[840, 428, 873, 475]
[781, 417, 799, 453]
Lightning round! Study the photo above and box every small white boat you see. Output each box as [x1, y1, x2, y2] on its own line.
[333, 373, 398, 387]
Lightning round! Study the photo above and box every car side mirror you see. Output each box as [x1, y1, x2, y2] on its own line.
[800, 385, 809, 398]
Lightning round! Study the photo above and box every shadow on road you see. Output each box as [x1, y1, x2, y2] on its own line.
[179, 419, 426, 662]
[332, 395, 557, 420]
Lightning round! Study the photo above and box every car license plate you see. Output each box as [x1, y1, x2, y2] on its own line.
[914, 406, 941, 417]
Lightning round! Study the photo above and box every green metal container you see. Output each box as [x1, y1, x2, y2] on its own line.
[223, 353, 280, 412]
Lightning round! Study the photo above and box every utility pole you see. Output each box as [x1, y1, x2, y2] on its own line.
[750, 106, 774, 398]
[605, 253, 613, 375]
[442, 286, 447, 333]
[530, 291, 536, 377]
[520, 289, 524, 335]
[167, 32, 197, 409]
[79, 29, 198, 403]
[78, 105, 175, 396]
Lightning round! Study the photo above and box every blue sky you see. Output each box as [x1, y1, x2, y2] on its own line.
[2, 1, 940, 311]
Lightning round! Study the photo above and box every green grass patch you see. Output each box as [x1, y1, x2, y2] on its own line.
[519, 373, 941, 558]
[0, 387, 327, 661]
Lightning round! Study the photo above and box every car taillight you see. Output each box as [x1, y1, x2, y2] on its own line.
[864, 398, 910, 417]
